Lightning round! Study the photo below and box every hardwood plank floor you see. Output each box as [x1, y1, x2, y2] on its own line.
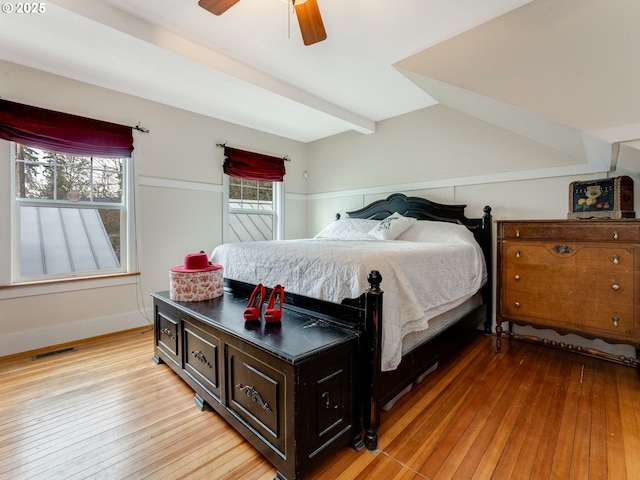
[1, 327, 638, 479]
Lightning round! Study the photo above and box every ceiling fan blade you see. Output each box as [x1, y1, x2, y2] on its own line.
[198, 0, 240, 16]
[295, 0, 327, 46]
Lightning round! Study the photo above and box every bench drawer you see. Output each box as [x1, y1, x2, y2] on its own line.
[184, 321, 221, 402]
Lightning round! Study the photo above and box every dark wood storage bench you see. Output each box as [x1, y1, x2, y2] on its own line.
[151, 289, 361, 480]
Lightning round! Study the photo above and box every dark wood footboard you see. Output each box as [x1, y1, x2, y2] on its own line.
[361, 271, 383, 452]
[358, 270, 487, 452]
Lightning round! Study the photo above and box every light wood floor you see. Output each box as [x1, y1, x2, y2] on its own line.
[1, 327, 639, 480]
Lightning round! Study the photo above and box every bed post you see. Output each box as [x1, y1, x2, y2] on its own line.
[363, 270, 383, 452]
[481, 205, 493, 334]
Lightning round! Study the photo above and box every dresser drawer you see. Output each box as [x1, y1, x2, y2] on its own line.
[502, 267, 633, 307]
[183, 321, 221, 402]
[501, 242, 636, 271]
[501, 222, 640, 242]
[501, 288, 635, 337]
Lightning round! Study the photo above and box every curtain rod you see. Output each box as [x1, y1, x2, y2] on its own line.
[0, 97, 150, 134]
[216, 142, 290, 161]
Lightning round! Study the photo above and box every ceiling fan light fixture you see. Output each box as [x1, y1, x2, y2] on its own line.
[293, 0, 327, 45]
[199, 0, 325, 46]
[198, 0, 241, 16]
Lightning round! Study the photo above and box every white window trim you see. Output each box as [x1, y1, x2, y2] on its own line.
[8, 142, 136, 285]
[0, 273, 140, 300]
[274, 180, 284, 240]
[222, 175, 284, 243]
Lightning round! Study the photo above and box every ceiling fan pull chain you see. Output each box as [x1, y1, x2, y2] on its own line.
[288, 1, 292, 39]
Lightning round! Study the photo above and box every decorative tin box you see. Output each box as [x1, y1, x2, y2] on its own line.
[568, 175, 635, 219]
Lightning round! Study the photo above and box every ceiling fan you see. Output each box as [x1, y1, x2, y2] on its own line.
[198, 0, 327, 46]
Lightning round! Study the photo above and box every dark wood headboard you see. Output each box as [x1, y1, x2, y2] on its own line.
[346, 193, 470, 221]
[346, 193, 491, 261]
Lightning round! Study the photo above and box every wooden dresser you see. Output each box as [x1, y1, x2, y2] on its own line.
[151, 289, 360, 480]
[496, 219, 640, 369]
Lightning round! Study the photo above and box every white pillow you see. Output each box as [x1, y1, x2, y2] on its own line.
[397, 219, 476, 244]
[314, 218, 379, 240]
[368, 212, 417, 240]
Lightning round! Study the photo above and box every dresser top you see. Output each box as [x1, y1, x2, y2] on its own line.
[498, 218, 640, 242]
[152, 290, 358, 363]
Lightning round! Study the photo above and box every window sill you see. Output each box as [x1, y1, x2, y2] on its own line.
[0, 273, 141, 300]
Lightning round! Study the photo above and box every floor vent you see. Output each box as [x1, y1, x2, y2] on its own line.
[32, 346, 77, 360]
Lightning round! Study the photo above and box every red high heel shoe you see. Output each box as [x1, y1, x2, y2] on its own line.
[264, 285, 284, 323]
[244, 283, 266, 321]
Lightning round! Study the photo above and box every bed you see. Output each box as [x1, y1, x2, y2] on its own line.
[212, 193, 493, 451]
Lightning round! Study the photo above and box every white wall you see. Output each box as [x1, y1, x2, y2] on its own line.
[304, 103, 640, 235]
[0, 60, 307, 356]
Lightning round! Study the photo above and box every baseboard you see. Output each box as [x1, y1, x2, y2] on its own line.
[0, 309, 152, 358]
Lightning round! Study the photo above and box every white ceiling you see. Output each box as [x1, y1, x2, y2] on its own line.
[2, 0, 639, 172]
[0, 0, 533, 143]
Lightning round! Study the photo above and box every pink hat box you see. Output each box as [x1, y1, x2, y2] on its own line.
[169, 253, 223, 301]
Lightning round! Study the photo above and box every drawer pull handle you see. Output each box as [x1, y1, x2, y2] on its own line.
[191, 350, 211, 368]
[515, 250, 521, 258]
[613, 255, 619, 265]
[322, 392, 339, 410]
[160, 328, 176, 342]
[514, 301, 521, 308]
[612, 284, 620, 291]
[613, 231, 619, 240]
[515, 229, 521, 238]
[553, 245, 573, 255]
[514, 274, 520, 281]
[236, 384, 272, 413]
[612, 317, 619, 328]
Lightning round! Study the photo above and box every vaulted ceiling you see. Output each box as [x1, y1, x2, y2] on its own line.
[1, 0, 639, 168]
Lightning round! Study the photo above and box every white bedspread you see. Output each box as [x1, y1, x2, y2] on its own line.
[211, 238, 486, 371]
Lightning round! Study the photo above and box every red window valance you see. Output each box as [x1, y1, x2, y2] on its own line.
[0, 99, 133, 158]
[222, 146, 286, 182]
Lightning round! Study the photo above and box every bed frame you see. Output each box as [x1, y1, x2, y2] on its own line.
[226, 193, 493, 452]
[344, 193, 493, 450]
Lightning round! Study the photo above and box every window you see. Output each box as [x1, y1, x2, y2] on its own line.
[12, 143, 129, 281]
[220, 145, 286, 243]
[226, 176, 283, 242]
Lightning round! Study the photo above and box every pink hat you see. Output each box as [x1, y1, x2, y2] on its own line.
[171, 252, 221, 273]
